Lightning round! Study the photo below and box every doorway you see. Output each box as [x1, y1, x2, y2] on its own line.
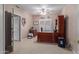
[12, 15, 21, 41]
[11, 14, 21, 53]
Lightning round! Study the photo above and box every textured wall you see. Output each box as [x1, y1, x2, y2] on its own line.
[0, 5, 4, 53]
[61, 5, 78, 53]
[4, 4, 33, 39]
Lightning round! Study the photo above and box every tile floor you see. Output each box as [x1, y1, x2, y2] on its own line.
[11, 36, 72, 54]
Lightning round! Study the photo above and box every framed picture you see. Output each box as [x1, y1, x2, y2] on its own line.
[22, 18, 26, 26]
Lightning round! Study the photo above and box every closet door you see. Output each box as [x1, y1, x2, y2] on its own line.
[5, 11, 13, 53]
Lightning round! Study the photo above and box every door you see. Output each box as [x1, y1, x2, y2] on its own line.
[5, 11, 13, 53]
[13, 15, 21, 41]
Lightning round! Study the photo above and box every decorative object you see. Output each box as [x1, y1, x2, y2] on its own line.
[55, 19, 57, 32]
[22, 18, 26, 26]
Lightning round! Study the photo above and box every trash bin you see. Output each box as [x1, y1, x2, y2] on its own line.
[58, 37, 65, 48]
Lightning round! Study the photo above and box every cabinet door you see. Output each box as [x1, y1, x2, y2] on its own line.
[5, 11, 13, 53]
[58, 15, 64, 37]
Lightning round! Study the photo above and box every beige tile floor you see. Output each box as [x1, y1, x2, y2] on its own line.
[11, 36, 72, 54]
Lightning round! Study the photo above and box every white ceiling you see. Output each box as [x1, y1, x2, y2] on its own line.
[17, 4, 66, 15]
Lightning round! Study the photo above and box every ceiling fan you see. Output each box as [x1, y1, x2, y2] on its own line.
[37, 6, 52, 15]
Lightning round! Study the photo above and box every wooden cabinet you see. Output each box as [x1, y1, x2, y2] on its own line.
[54, 32, 59, 43]
[53, 15, 65, 43]
[37, 15, 65, 44]
[58, 15, 65, 37]
[37, 32, 54, 43]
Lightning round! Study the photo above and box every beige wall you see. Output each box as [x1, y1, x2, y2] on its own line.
[76, 5, 79, 53]
[4, 4, 33, 39]
[0, 5, 4, 53]
[32, 11, 60, 31]
[61, 5, 78, 53]
[4, 4, 79, 53]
